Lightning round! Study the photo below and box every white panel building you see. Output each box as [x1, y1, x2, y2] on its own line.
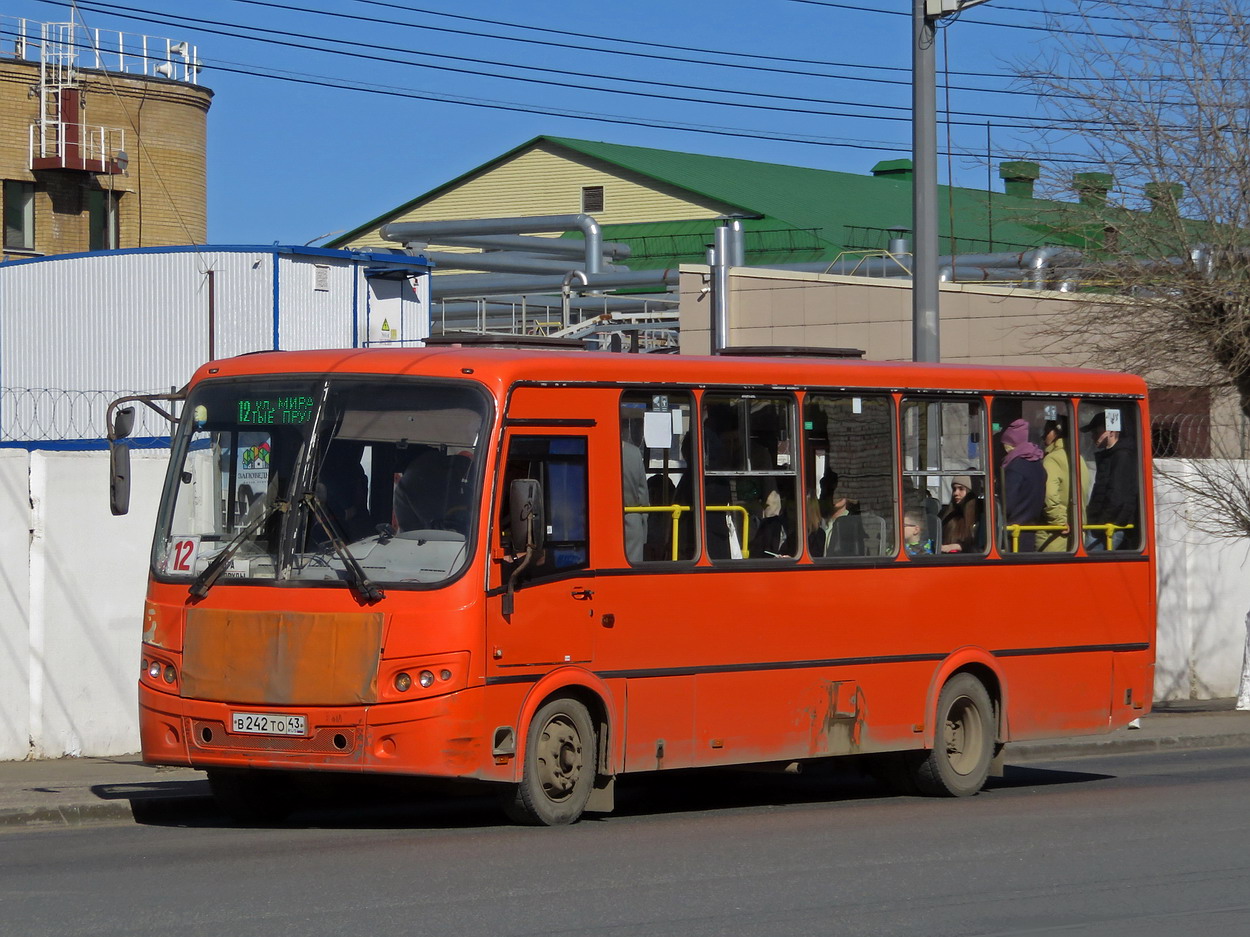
[0, 245, 431, 444]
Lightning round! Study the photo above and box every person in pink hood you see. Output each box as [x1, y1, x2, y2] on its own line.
[1000, 419, 1045, 552]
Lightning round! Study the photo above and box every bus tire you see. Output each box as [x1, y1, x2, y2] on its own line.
[207, 768, 295, 824]
[915, 673, 995, 797]
[505, 697, 596, 826]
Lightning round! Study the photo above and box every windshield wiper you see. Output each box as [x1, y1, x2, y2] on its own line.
[189, 498, 289, 599]
[300, 490, 385, 603]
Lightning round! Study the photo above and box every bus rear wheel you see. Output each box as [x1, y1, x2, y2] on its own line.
[504, 698, 596, 826]
[914, 673, 995, 797]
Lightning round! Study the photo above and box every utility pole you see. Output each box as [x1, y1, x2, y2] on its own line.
[912, 0, 991, 363]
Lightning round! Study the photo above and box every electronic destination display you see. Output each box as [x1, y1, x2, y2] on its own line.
[236, 395, 315, 425]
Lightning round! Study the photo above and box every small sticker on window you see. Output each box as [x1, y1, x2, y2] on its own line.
[852, 397, 862, 414]
[1044, 404, 1057, 420]
[1104, 408, 1121, 431]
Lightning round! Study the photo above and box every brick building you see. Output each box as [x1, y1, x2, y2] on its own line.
[1, 19, 211, 260]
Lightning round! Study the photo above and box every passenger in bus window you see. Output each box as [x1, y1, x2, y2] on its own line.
[807, 472, 865, 557]
[1040, 419, 1072, 552]
[939, 474, 981, 553]
[903, 509, 934, 555]
[1082, 410, 1139, 551]
[1001, 419, 1045, 552]
[756, 489, 793, 557]
[621, 433, 649, 563]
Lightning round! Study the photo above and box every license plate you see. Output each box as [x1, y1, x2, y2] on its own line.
[231, 711, 307, 737]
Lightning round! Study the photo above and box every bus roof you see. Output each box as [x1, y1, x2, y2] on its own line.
[190, 347, 1146, 398]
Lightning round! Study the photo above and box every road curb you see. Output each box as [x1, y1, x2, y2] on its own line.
[1008, 731, 1250, 763]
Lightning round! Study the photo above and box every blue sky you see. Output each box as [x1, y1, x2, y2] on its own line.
[4, 1, 1068, 245]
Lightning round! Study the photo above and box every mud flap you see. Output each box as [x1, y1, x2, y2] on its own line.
[586, 776, 615, 813]
[989, 742, 1006, 778]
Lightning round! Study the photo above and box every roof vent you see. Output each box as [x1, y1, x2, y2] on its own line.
[999, 161, 1040, 198]
[1074, 172, 1115, 208]
[870, 159, 913, 179]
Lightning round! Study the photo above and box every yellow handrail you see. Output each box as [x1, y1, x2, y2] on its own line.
[624, 503, 752, 559]
[704, 505, 752, 559]
[1003, 524, 1068, 553]
[1082, 523, 1135, 550]
[625, 504, 692, 561]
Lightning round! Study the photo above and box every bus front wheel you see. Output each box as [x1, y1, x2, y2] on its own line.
[914, 673, 995, 797]
[505, 697, 596, 826]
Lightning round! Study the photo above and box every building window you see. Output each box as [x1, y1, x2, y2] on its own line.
[581, 185, 604, 213]
[87, 189, 120, 250]
[1150, 386, 1210, 458]
[4, 181, 35, 251]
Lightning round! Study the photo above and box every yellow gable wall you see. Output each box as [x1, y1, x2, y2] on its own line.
[343, 142, 741, 251]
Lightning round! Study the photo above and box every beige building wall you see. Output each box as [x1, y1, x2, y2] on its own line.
[1, 59, 211, 259]
[678, 266, 1085, 368]
[344, 141, 738, 252]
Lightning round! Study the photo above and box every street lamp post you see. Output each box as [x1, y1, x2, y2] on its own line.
[912, 0, 991, 363]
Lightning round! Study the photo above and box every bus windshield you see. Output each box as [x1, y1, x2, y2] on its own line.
[155, 376, 490, 590]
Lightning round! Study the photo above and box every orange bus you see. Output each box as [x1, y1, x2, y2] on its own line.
[108, 343, 1155, 824]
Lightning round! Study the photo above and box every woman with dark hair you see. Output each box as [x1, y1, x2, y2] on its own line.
[939, 474, 980, 553]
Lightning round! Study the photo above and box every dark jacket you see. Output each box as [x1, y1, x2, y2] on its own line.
[1087, 440, 1139, 530]
[1004, 458, 1046, 552]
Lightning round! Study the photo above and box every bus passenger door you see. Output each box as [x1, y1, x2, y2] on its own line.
[488, 431, 596, 668]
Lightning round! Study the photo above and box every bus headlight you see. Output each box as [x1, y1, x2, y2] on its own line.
[394, 672, 412, 692]
[419, 670, 435, 688]
[148, 660, 162, 679]
[163, 664, 177, 684]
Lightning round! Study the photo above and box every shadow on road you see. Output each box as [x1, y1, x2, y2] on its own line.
[119, 758, 1115, 832]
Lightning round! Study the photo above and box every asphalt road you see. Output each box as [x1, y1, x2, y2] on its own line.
[2, 747, 1248, 937]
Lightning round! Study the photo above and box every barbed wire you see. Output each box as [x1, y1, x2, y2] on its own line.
[0, 388, 175, 447]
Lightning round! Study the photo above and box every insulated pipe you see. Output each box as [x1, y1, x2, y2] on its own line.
[430, 269, 678, 299]
[431, 234, 631, 259]
[418, 250, 625, 276]
[726, 217, 746, 268]
[1024, 247, 1083, 290]
[433, 295, 677, 316]
[711, 224, 731, 354]
[380, 214, 606, 275]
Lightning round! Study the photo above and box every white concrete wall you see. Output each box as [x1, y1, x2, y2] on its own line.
[1153, 459, 1250, 701]
[0, 450, 31, 760]
[1, 449, 165, 760]
[0, 450, 1244, 760]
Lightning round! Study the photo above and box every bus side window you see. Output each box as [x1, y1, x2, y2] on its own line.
[990, 398, 1076, 554]
[803, 394, 896, 559]
[620, 391, 696, 563]
[901, 398, 988, 558]
[1077, 399, 1143, 552]
[702, 393, 798, 561]
[498, 436, 589, 576]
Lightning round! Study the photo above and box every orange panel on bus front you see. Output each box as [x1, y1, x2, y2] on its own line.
[181, 608, 384, 706]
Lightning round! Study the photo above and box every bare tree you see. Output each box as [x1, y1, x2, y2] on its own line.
[1013, 0, 1250, 705]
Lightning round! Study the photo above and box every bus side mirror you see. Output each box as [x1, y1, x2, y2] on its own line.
[112, 406, 136, 440]
[503, 479, 544, 619]
[509, 478, 546, 553]
[109, 442, 131, 516]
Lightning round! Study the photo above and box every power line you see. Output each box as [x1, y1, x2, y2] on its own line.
[36, 0, 1103, 130]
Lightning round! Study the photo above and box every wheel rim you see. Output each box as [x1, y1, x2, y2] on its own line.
[535, 713, 583, 803]
[943, 694, 986, 777]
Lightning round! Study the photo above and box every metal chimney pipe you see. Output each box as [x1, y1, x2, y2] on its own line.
[711, 224, 731, 354]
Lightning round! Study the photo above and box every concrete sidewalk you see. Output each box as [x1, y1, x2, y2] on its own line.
[2, 702, 1248, 830]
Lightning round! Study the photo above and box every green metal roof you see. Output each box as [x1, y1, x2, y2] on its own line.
[331, 135, 1087, 267]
